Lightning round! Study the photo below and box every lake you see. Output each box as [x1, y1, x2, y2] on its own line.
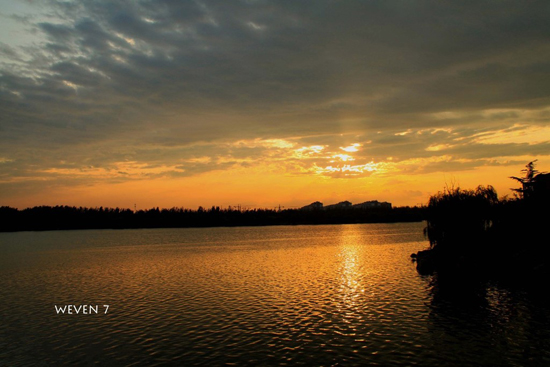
[1, 222, 549, 366]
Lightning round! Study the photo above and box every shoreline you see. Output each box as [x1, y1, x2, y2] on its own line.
[0, 214, 426, 233]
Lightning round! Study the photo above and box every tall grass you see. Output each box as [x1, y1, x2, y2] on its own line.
[425, 185, 499, 251]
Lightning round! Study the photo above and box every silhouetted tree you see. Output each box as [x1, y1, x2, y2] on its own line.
[0, 204, 426, 232]
[425, 185, 498, 250]
[509, 160, 544, 200]
[416, 162, 550, 277]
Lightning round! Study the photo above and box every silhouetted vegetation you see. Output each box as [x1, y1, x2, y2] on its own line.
[0, 204, 426, 232]
[510, 160, 541, 199]
[425, 185, 499, 251]
[413, 161, 550, 280]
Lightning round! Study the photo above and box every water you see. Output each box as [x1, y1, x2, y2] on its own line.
[1, 223, 549, 366]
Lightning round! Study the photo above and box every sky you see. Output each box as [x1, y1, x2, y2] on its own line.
[1, 0, 550, 210]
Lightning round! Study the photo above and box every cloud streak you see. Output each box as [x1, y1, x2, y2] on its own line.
[1, 0, 550, 207]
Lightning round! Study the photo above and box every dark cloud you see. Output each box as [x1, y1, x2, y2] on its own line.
[0, 42, 22, 60]
[1, 0, 550, 202]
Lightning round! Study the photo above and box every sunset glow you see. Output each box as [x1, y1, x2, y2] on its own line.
[1, 1, 549, 209]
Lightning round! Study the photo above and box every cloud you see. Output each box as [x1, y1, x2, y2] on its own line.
[1, 0, 550, 206]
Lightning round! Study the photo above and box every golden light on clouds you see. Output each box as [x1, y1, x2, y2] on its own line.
[340, 144, 362, 153]
[331, 154, 355, 162]
[473, 124, 550, 145]
[232, 138, 296, 149]
[293, 145, 326, 159]
[40, 162, 186, 180]
[394, 129, 413, 136]
[1, 1, 550, 209]
[316, 161, 384, 176]
[425, 144, 452, 152]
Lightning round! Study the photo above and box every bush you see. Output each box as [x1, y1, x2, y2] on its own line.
[425, 185, 499, 251]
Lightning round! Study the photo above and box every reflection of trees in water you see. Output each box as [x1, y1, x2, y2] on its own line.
[419, 161, 550, 365]
[424, 273, 550, 366]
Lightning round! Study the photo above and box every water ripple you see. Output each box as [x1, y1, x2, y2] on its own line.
[1, 223, 550, 366]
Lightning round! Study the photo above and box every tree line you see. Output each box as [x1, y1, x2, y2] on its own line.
[0, 204, 425, 232]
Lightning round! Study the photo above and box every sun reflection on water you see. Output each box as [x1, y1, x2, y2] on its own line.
[332, 227, 372, 337]
[1, 224, 546, 366]
[338, 244, 363, 300]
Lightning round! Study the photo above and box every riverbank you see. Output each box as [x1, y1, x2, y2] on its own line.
[411, 178, 550, 282]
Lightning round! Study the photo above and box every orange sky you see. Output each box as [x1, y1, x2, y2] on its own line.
[5, 149, 548, 210]
[1, 2, 550, 209]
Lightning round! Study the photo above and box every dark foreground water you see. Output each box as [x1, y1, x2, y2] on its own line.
[1, 223, 549, 366]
